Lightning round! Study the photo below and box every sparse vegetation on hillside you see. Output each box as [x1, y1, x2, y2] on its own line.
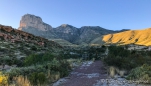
[103, 45, 151, 84]
[103, 28, 151, 46]
[1, 52, 71, 86]
[0, 25, 66, 85]
[127, 64, 151, 84]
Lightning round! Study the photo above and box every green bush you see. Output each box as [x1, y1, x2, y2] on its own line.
[0, 56, 20, 66]
[6, 52, 71, 85]
[127, 64, 151, 84]
[23, 53, 55, 66]
[104, 55, 130, 69]
[108, 45, 130, 57]
[31, 46, 37, 51]
[103, 45, 151, 70]
[29, 72, 46, 85]
[59, 60, 71, 77]
[45, 59, 70, 78]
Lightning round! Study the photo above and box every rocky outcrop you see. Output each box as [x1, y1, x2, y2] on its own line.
[18, 14, 52, 31]
[54, 24, 80, 43]
[18, 14, 55, 39]
[18, 14, 127, 45]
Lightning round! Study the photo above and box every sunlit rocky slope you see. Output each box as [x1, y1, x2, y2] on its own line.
[103, 28, 151, 46]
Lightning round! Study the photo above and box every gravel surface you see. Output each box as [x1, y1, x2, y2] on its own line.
[53, 61, 107, 86]
[52, 61, 150, 86]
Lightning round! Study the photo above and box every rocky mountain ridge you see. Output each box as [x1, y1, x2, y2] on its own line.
[18, 14, 127, 45]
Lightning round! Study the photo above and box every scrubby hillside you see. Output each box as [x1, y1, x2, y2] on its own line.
[0, 24, 62, 66]
[103, 28, 151, 46]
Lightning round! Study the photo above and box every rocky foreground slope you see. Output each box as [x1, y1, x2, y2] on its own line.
[0, 24, 62, 65]
[103, 28, 151, 46]
[18, 14, 128, 45]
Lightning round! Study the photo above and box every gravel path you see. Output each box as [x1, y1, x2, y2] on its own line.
[52, 60, 150, 86]
[53, 60, 107, 86]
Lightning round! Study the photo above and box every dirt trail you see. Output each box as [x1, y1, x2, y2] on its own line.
[53, 60, 107, 86]
[52, 60, 149, 86]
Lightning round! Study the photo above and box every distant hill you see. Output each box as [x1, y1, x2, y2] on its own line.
[48, 38, 78, 47]
[18, 14, 126, 45]
[103, 28, 151, 46]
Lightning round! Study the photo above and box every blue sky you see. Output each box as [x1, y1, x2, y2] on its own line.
[0, 0, 151, 30]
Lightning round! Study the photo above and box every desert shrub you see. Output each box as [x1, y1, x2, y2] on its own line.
[104, 55, 130, 69]
[126, 64, 151, 84]
[7, 52, 71, 85]
[42, 53, 54, 62]
[37, 72, 46, 85]
[0, 36, 4, 40]
[45, 58, 71, 77]
[1, 56, 11, 64]
[24, 43, 30, 47]
[58, 60, 70, 77]
[104, 54, 148, 70]
[49, 71, 60, 82]
[28, 72, 38, 85]
[28, 72, 46, 86]
[23, 53, 55, 66]
[31, 46, 37, 51]
[18, 46, 24, 50]
[0, 72, 8, 85]
[147, 51, 151, 56]
[104, 45, 151, 70]
[8, 65, 46, 77]
[13, 75, 31, 86]
[88, 46, 107, 60]
[8, 68, 23, 77]
[24, 50, 32, 55]
[0, 48, 8, 53]
[108, 45, 130, 57]
[23, 54, 37, 66]
[45, 59, 70, 78]
[96, 46, 106, 53]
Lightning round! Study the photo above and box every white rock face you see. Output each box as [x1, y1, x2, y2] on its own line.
[18, 14, 52, 31]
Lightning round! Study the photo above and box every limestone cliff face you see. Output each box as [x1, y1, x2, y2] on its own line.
[18, 14, 55, 39]
[18, 14, 52, 31]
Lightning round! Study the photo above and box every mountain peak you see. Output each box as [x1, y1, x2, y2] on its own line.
[60, 24, 74, 28]
[18, 14, 52, 31]
[82, 26, 100, 28]
[61, 24, 69, 27]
